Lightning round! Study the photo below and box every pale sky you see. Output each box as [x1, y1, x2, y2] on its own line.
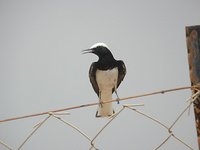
[0, 0, 200, 149]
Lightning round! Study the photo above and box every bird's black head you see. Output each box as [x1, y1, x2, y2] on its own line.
[82, 43, 113, 59]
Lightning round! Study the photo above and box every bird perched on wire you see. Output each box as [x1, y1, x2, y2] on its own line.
[82, 43, 126, 117]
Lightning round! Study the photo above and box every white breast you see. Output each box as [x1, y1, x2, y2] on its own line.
[96, 67, 118, 91]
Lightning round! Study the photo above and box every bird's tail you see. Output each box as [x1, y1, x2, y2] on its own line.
[96, 90, 114, 117]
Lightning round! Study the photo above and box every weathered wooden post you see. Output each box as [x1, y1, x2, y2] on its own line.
[186, 25, 200, 149]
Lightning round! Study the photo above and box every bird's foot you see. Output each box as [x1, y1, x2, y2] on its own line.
[114, 90, 120, 104]
[99, 101, 103, 108]
[116, 97, 120, 104]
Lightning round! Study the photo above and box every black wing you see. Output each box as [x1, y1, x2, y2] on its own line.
[117, 60, 126, 88]
[89, 62, 99, 96]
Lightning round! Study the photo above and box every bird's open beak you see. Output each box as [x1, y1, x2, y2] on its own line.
[82, 49, 93, 54]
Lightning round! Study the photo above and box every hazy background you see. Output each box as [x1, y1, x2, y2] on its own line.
[0, 0, 200, 149]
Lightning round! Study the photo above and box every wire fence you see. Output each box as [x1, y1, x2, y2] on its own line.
[0, 85, 199, 150]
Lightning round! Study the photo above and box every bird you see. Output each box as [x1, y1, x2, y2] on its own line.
[82, 43, 126, 117]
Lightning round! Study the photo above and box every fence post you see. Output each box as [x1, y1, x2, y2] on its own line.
[186, 25, 200, 149]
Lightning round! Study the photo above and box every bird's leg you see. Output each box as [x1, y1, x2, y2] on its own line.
[114, 88, 120, 104]
[98, 90, 103, 107]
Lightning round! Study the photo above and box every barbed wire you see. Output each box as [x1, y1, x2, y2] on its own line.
[0, 85, 199, 150]
[0, 85, 198, 123]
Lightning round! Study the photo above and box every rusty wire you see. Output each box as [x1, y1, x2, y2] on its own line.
[0, 85, 199, 150]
